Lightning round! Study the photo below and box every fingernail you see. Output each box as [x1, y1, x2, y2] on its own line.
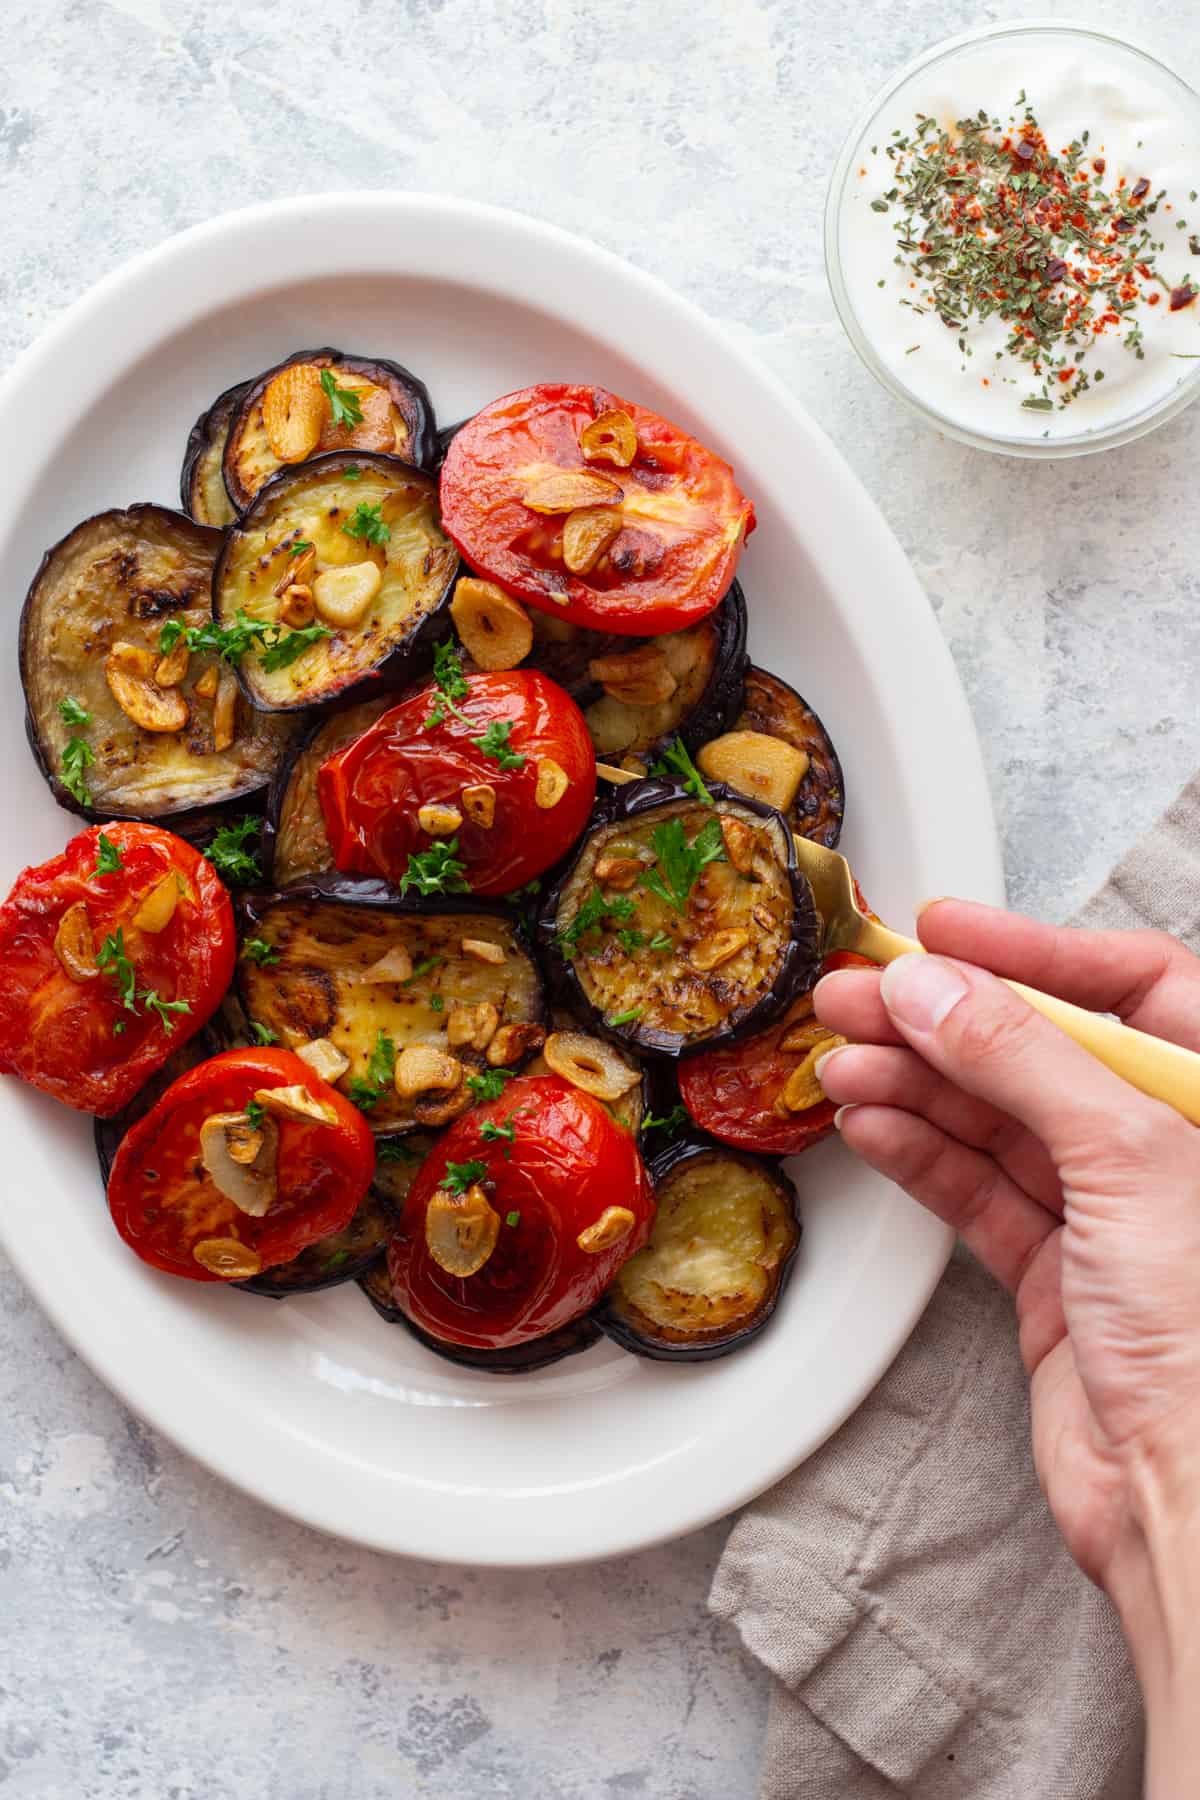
[880, 953, 968, 1031]
[833, 1105, 856, 1131]
[915, 896, 952, 917]
[813, 1045, 849, 1083]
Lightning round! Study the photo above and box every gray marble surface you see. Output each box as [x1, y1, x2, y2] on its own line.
[3, 1, 1199, 1795]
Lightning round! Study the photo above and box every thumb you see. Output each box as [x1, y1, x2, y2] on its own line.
[878, 952, 1172, 1162]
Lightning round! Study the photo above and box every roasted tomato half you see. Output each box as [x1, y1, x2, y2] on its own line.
[387, 1073, 655, 1350]
[318, 667, 596, 896]
[107, 1047, 376, 1281]
[678, 950, 867, 1155]
[439, 384, 755, 635]
[0, 823, 235, 1116]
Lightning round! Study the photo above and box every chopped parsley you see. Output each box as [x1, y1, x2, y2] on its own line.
[647, 930, 673, 952]
[505, 1210, 521, 1229]
[341, 501, 391, 545]
[249, 1021, 277, 1046]
[480, 1117, 517, 1155]
[245, 1099, 267, 1129]
[159, 609, 331, 673]
[641, 1103, 688, 1141]
[342, 464, 363, 481]
[607, 1007, 643, 1027]
[442, 1157, 488, 1195]
[58, 696, 91, 728]
[397, 837, 470, 898]
[650, 738, 714, 804]
[288, 538, 314, 558]
[465, 1067, 513, 1102]
[422, 639, 471, 730]
[405, 955, 445, 984]
[60, 735, 95, 808]
[555, 887, 635, 959]
[204, 815, 263, 886]
[473, 719, 525, 770]
[321, 1248, 351, 1273]
[430, 994, 444, 1013]
[640, 816, 726, 911]
[96, 927, 191, 1034]
[348, 1030, 396, 1112]
[241, 937, 280, 967]
[377, 1139, 423, 1165]
[320, 368, 365, 429]
[92, 833, 124, 876]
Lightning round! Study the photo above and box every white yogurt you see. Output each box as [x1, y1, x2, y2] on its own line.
[833, 28, 1200, 445]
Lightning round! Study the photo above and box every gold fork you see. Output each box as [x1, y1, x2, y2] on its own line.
[791, 834, 1200, 1127]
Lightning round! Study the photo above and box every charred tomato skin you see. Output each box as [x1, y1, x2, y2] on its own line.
[0, 822, 235, 1117]
[317, 668, 597, 896]
[597, 1136, 801, 1362]
[387, 1073, 655, 1350]
[539, 778, 822, 1059]
[440, 383, 755, 635]
[107, 1047, 376, 1281]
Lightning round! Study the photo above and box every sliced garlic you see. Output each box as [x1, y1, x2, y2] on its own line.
[542, 1031, 639, 1103]
[199, 1110, 279, 1217]
[312, 560, 383, 629]
[54, 900, 97, 983]
[425, 1184, 500, 1277]
[577, 1206, 637, 1253]
[105, 642, 189, 734]
[253, 1084, 337, 1125]
[131, 871, 180, 935]
[296, 1037, 351, 1083]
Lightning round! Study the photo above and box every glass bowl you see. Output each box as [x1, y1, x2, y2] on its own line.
[825, 20, 1200, 457]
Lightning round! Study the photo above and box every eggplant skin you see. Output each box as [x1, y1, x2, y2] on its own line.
[262, 693, 397, 887]
[235, 877, 548, 1136]
[539, 779, 822, 1060]
[180, 377, 251, 528]
[213, 451, 458, 714]
[737, 666, 845, 849]
[222, 347, 437, 512]
[20, 504, 302, 824]
[528, 579, 747, 764]
[358, 1261, 603, 1373]
[597, 1137, 801, 1362]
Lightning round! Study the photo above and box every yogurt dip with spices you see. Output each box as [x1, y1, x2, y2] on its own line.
[828, 26, 1200, 452]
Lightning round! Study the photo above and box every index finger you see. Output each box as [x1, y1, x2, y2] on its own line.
[918, 900, 1200, 1050]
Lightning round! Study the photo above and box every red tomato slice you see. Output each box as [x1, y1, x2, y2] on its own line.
[388, 1074, 655, 1349]
[318, 669, 596, 896]
[678, 950, 870, 1156]
[107, 1047, 376, 1281]
[0, 822, 235, 1117]
[439, 384, 755, 635]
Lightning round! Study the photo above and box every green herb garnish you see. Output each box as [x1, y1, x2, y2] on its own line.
[442, 1157, 488, 1195]
[398, 837, 470, 898]
[640, 816, 725, 911]
[378, 1139, 423, 1165]
[159, 610, 331, 672]
[648, 930, 673, 952]
[430, 994, 444, 1012]
[342, 464, 363, 480]
[96, 927, 191, 1034]
[650, 738, 713, 804]
[204, 815, 263, 886]
[58, 696, 91, 728]
[288, 538, 314, 558]
[422, 638, 471, 730]
[472, 719, 525, 770]
[348, 1030, 396, 1112]
[642, 1103, 688, 1140]
[245, 1099, 267, 1129]
[93, 833, 123, 876]
[505, 1210, 521, 1228]
[320, 368, 365, 430]
[60, 736, 95, 807]
[607, 1007, 643, 1027]
[342, 501, 391, 546]
[249, 1021, 277, 1046]
[242, 937, 280, 967]
[466, 1068, 514, 1102]
[321, 1248, 351, 1273]
[480, 1118, 517, 1153]
[555, 887, 635, 959]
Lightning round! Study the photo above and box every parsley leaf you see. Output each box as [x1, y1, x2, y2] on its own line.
[205, 815, 263, 886]
[430, 994, 444, 1012]
[93, 833, 123, 876]
[159, 609, 330, 671]
[60, 736, 95, 807]
[342, 501, 391, 545]
[398, 837, 470, 898]
[607, 1007, 643, 1026]
[245, 1099, 267, 1129]
[555, 886, 635, 959]
[505, 1210, 521, 1228]
[641, 1103, 688, 1141]
[320, 368, 365, 430]
[58, 696, 91, 728]
[242, 937, 280, 967]
[442, 1157, 488, 1195]
[249, 1021, 277, 1046]
[288, 538, 314, 558]
[639, 816, 726, 911]
[342, 464, 363, 481]
[480, 1117, 517, 1155]
[259, 621, 334, 673]
[648, 930, 673, 952]
[348, 1030, 396, 1112]
[617, 929, 646, 952]
[465, 1067, 514, 1102]
[422, 639, 471, 730]
[321, 1248, 351, 1273]
[650, 738, 714, 804]
[96, 927, 191, 1034]
[472, 719, 525, 770]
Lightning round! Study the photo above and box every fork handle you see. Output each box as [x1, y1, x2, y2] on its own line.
[850, 919, 1200, 1127]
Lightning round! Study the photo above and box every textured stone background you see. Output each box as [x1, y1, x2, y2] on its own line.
[3, 1, 1198, 1795]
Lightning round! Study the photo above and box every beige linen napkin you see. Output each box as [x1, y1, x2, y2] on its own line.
[708, 774, 1200, 1799]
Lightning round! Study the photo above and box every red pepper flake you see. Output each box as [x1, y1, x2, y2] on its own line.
[1148, 291, 1162, 306]
[1056, 369, 1075, 384]
[1131, 177, 1151, 202]
[1092, 157, 1106, 175]
[1170, 284, 1197, 311]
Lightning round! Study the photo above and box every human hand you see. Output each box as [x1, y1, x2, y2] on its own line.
[813, 900, 1200, 1595]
